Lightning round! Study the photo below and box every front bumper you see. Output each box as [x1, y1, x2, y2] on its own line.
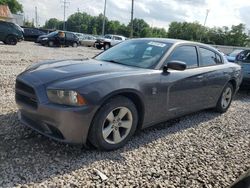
[17, 102, 96, 145]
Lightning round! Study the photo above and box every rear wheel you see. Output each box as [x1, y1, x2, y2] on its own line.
[5, 35, 17, 45]
[104, 43, 110, 50]
[89, 96, 138, 150]
[215, 83, 234, 113]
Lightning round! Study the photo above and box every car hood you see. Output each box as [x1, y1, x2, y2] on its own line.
[18, 59, 145, 87]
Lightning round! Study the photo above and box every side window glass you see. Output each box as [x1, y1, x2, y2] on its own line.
[168, 46, 198, 69]
[200, 48, 217, 66]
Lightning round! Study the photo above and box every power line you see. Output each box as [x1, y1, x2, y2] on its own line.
[130, 0, 134, 38]
[61, 0, 70, 31]
[102, 0, 107, 36]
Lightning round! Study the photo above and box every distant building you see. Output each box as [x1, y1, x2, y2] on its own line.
[0, 5, 23, 26]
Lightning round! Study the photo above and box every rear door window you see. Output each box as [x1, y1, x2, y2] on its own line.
[168, 46, 198, 69]
[200, 48, 217, 66]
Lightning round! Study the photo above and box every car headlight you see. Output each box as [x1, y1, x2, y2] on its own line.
[42, 38, 48, 40]
[47, 90, 87, 106]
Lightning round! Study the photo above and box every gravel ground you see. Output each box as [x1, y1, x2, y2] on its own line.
[0, 42, 249, 188]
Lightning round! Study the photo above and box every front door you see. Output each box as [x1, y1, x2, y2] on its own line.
[160, 45, 207, 118]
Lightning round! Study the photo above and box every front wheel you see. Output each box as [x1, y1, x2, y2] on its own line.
[88, 96, 138, 150]
[5, 35, 17, 45]
[215, 83, 234, 113]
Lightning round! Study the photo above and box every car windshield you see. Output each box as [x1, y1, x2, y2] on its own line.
[229, 50, 243, 57]
[47, 31, 58, 37]
[95, 40, 172, 69]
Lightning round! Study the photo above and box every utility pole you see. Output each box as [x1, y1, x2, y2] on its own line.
[78, 8, 80, 32]
[61, 0, 70, 31]
[35, 6, 38, 28]
[102, 0, 107, 36]
[130, 0, 134, 38]
[203, 9, 210, 26]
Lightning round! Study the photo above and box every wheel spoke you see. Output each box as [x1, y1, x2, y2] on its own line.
[120, 120, 132, 129]
[117, 108, 128, 119]
[113, 130, 122, 143]
[107, 112, 115, 122]
[103, 124, 113, 139]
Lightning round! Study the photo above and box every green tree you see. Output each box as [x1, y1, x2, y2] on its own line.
[0, 0, 23, 13]
[23, 20, 34, 27]
[44, 18, 63, 30]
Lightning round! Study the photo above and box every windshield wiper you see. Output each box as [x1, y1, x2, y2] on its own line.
[102, 59, 122, 64]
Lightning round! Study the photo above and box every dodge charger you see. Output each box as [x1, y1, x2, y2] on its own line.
[15, 38, 242, 150]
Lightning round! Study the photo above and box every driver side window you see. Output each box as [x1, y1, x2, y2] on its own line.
[168, 46, 198, 69]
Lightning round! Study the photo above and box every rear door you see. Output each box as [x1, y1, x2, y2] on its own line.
[160, 45, 207, 118]
[197, 47, 229, 106]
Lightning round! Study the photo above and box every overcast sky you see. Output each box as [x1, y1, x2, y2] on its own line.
[19, 0, 250, 30]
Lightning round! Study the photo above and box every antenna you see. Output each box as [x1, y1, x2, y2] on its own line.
[61, 0, 70, 30]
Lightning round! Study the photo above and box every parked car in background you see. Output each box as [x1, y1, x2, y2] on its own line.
[226, 49, 244, 62]
[95, 34, 126, 50]
[0, 20, 23, 45]
[40, 31, 79, 47]
[16, 38, 242, 150]
[80, 35, 96, 47]
[23, 28, 47, 42]
[235, 50, 250, 87]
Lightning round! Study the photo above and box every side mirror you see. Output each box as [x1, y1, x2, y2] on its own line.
[163, 61, 187, 72]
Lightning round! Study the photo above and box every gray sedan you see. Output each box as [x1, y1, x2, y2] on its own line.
[15, 38, 242, 150]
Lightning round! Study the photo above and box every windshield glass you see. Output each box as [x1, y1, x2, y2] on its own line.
[95, 39, 172, 69]
[47, 31, 58, 37]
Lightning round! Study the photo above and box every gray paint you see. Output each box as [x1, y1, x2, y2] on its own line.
[16, 39, 243, 145]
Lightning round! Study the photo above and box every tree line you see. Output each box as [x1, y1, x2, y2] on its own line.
[44, 12, 249, 47]
[44, 12, 168, 38]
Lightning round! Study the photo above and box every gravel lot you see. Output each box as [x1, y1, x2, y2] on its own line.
[0, 42, 249, 188]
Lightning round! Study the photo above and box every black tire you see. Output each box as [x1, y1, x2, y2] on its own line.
[104, 43, 110, 50]
[5, 35, 17, 45]
[215, 83, 234, 113]
[88, 96, 138, 151]
[96, 44, 102, 50]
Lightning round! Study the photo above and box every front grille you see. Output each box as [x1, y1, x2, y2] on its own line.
[15, 80, 38, 109]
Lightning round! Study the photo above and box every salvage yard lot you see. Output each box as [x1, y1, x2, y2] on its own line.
[0, 42, 249, 187]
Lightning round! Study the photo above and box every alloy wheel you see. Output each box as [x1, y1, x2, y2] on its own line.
[221, 87, 232, 109]
[102, 107, 133, 144]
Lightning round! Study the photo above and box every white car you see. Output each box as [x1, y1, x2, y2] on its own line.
[95, 34, 126, 50]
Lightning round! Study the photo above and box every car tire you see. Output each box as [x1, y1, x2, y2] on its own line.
[215, 83, 234, 113]
[72, 42, 78, 48]
[88, 96, 138, 151]
[5, 35, 18, 45]
[48, 41, 54, 47]
[96, 45, 102, 50]
[104, 43, 110, 50]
